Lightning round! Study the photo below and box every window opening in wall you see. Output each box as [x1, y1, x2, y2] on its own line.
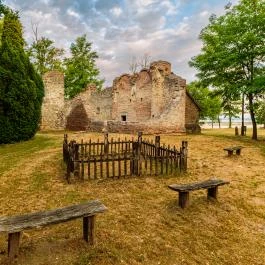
[130, 99, 131, 102]
[152, 115, 154, 118]
[121, 115, 127, 121]
[140, 98, 143, 101]
[96, 107, 100, 114]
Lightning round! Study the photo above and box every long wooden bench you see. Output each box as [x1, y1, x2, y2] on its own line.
[168, 179, 229, 209]
[0, 200, 107, 261]
[223, 146, 243, 156]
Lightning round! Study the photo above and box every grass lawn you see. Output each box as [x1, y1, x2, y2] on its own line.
[0, 128, 265, 265]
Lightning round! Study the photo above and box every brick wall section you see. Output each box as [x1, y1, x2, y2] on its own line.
[41, 71, 65, 130]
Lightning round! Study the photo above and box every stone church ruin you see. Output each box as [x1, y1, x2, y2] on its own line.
[41, 61, 200, 133]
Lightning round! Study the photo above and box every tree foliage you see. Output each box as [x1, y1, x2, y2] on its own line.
[64, 35, 103, 99]
[189, 0, 265, 139]
[187, 81, 222, 123]
[28, 36, 64, 75]
[255, 100, 265, 128]
[0, 4, 44, 143]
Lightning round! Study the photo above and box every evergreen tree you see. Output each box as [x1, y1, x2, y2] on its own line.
[64, 35, 104, 99]
[0, 4, 44, 143]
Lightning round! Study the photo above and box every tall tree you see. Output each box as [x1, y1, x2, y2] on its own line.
[212, 87, 241, 128]
[27, 23, 64, 75]
[187, 81, 222, 127]
[189, 0, 265, 140]
[255, 100, 265, 128]
[64, 34, 103, 99]
[0, 4, 44, 143]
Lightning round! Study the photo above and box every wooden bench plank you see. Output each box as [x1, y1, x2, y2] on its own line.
[168, 179, 229, 209]
[168, 179, 229, 192]
[0, 200, 107, 233]
[224, 146, 243, 156]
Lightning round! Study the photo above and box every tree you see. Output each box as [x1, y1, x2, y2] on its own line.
[189, 0, 265, 140]
[255, 100, 265, 128]
[212, 87, 241, 128]
[128, 55, 138, 74]
[27, 23, 64, 75]
[187, 81, 222, 127]
[64, 35, 103, 99]
[0, 4, 44, 143]
[0, 18, 3, 46]
[222, 99, 241, 128]
[28, 38, 64, 75]
[139, 53, 152, 69]
[129, 53, 152, 73]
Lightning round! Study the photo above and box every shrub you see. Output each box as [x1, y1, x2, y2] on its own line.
[0, 7, 44, 143]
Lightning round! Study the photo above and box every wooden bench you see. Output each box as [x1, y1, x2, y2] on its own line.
[168, 179, 229, 209]
[0, 200, 107, 261]
[223, 146, 243, 156]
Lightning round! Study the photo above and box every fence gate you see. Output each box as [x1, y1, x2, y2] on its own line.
[63, 132, 188, 183]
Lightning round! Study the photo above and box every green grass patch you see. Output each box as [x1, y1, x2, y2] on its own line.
[0, 134, 58, 174]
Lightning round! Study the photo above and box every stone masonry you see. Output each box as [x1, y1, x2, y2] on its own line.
[40, 61, 201, 133]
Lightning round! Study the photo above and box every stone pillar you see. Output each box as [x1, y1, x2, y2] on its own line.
[41, 71, 65, 130]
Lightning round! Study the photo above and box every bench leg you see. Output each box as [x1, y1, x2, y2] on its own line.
[83, 215, 95, 245]
[179, 191, 189, 209]
[207, 187, 218, 200]
[236, 149, 241, 155]
[227, 150, 233, 157]
[8, 232, 21, 260]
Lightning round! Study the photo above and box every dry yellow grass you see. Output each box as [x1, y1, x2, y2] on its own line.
[0, 128, 265, 265]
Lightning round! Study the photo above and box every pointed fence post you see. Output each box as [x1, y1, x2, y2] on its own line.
[74, 143, 80, 178]
[181, 141, 188, 171]
[137, 132, 142, 176]
[104, 132, 109, 155]
[155, 136, 160, 175]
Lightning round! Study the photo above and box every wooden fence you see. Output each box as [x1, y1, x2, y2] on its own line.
[63, 132, 188, 183]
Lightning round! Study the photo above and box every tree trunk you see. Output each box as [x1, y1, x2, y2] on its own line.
[218, 116, 221, 128]
[248, 93, 257, 140]
[211, 120, 214, 128]
[229, 114, 232, 128]
[241, 93, 245, 136]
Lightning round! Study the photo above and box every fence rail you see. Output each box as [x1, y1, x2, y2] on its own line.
[63, 132, 188, 183]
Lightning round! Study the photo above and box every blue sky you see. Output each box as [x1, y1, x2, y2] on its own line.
[4, 0, 239, 86]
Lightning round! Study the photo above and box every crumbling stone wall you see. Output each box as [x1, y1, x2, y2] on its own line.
[40, 61, 200, 133]
[112, 70, 152, 122]
[185, 92, 201, 133]
[41, 71, 65, 130]
[64, 85, 112, 131]
[111, 61, 187, 132]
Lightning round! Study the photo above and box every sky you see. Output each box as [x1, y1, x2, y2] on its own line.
[4, 0, 239, 87]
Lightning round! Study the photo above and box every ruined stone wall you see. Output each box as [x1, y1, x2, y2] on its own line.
[64, 86, 112, 131]
[150, 61, 171, 118]
[41, 61, 200, 133]
[185, 93, 201, 133]
[41, 71, 65, 130]
[111, 71, 152, 122]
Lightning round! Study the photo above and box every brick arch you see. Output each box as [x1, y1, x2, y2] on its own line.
[66, 103, 90, 131]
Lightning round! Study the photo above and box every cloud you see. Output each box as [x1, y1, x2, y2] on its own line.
[110, 7, 123, 17]
[4, 0, 240, 86]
